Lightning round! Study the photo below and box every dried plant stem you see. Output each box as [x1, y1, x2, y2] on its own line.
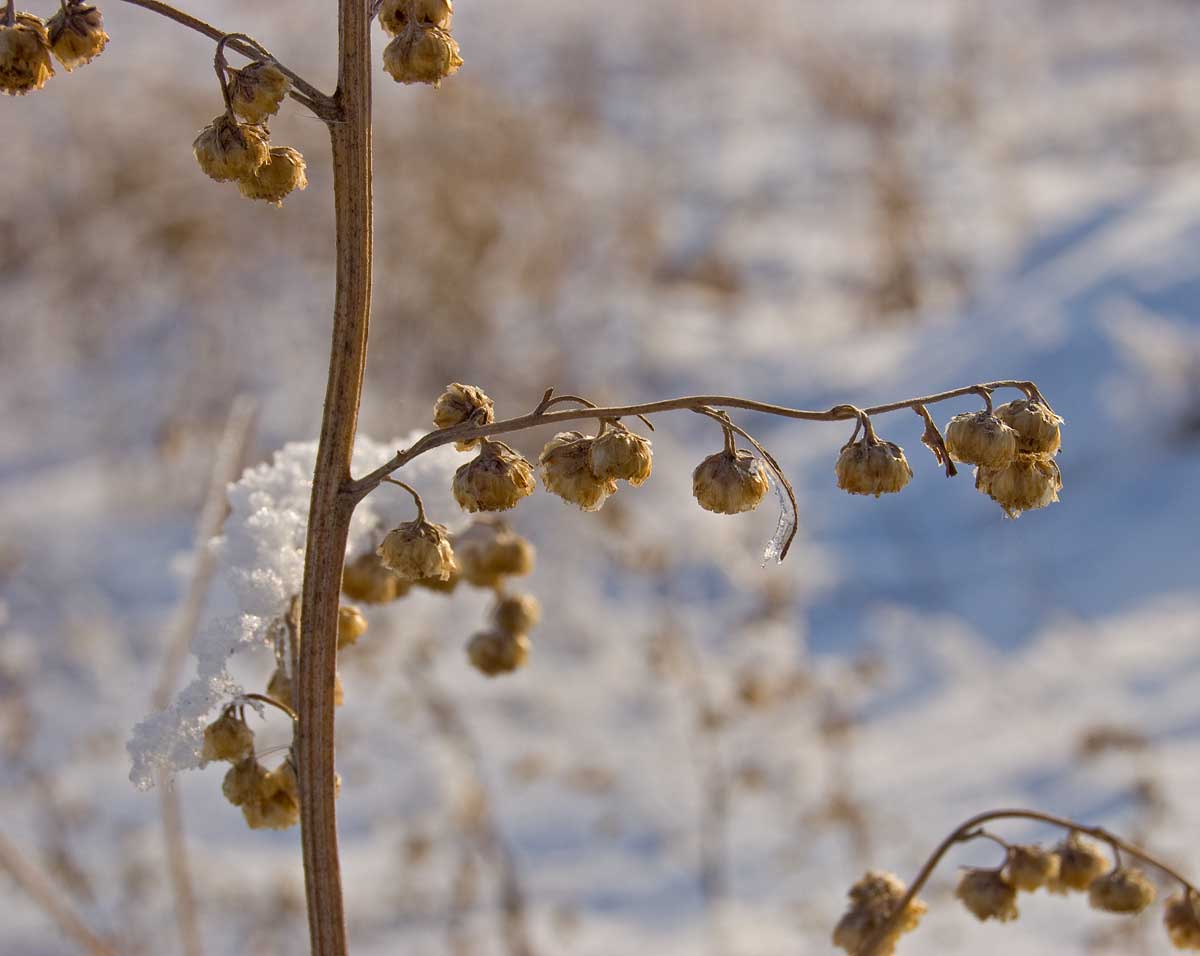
[0, 831, 118, 956]
[861, 807, 1199, 956]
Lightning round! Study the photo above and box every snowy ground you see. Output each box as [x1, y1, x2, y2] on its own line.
[2, 1, 1199, 954]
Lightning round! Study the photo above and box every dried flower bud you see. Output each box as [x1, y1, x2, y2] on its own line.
[693, 449, 770, 514]
[836, 438, 913, 497]
[493, 593, 540, 635]
[944, 411, 1018, 468]
[995, 399, 1062, 457]
[1089, 867, 1156, 914]
[201, 709, 255, 765]
[378, 519, 457, 581]
[380, 0, 453, 35]
[238, 146, 307, 206]
[539, 432, 617, 511]
[1049, 832, 1110, 893]
[0, 13, 54, 95]
[193, 114, 270, 183]
[382, 25, 462, 87]
[227, 60, 290, 124]
[241, 763, 300, 830]
[1164, 892, 1200, 950]
[337, 605, 367, 650]
[467, 629, 530, 677]
[454, 441, 536, 513]
[433, 383, 494, 450]
[343, 551, 410, 604]
[588, 428, 653, 486]
[1005, 844, 1060, 892]
[45, 0, 106, 72]
[956, 868, 1019, 922]
[832, 870, 926, 956]
[222, 758, 268, 807]
[455, 520, 535, 587]
[975, 455, 1061, 518]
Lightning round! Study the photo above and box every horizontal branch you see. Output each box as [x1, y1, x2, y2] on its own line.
[347, 379, 1041, 500]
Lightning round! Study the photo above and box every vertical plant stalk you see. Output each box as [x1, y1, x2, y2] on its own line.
[295, 0, 372, 953]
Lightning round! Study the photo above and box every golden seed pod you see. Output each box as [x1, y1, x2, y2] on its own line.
[455, 520, 535, 587]
[832, 870, 926, 956]
[1089, 867, 1157, 914]
[201, 709, 255, 765]
[955, 868, 1019, 922]
[0, 13, 55, 95]
[433, 382, 494, 450]
[995, 398, 1062, 457]
[835, 438, 913, 498]
[222, 757, 268, 807]
[193, 114, 270, 183]
[241, 763, 300, 830]
[539, 432, 618, 512]
[693, 449, 770, 515]
[45, 0, 106, 72]
[337, 605, 367, 650]
[227, 59, 291, 124]
[1005, 844, 1060, 892]
[453, 442, 536, 513]
[975, 455, 1062, 518]
[588, 428, 653, 486]
[944, 411, 1018, 468]
[413, 564, 461, 593]
[1049, 832, 1110, 893]
[1164, 892, 1200, 950]
[377, 519, 457, 582]
[238, 146, 307, 206]
[380, 0, 453, 35]
[343, 551, 410, 604]
[493, 593, 541, 636]
[467, 629, 531, 677]
[382, 25, 462, 87]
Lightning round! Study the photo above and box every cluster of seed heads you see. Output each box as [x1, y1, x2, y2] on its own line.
[0, 0, 107, 95]
[377, 0, 461, 87]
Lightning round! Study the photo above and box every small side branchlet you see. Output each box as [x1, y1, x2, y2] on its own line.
[45, 0, 107, 72]
[0, 12, 54, 95]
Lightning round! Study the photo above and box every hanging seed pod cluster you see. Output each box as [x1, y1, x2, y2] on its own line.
[377, 0, 462, 87]
[0, 0, 106, 95]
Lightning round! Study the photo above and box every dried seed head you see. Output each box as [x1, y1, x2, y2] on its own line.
[836, 438, 913, 498]
[337, 605, 367, 650]
[995, 399, 1062, 457]
[201, 709, 255, 765]
[241, 763, 300, 830]
[1049, 832, 1110, 893]
[956, 868, 1019, 922]
[539, 432, 618, 511]
[1005, 844, 1060, 893]
[266, 667, 293, 709]
[45, 1, 107, 72]
[832, 870, 926, 956]
[588, 428, 653, 486]
[975, 455, 1062, 518]
[1089, 867, 1157, 914]
[693, 449, 770, 515]
[944, 411, 1018, 468]
[493, 593, 541, 635]
[0, 13, 55, 95]
[453, 442, 536, 513]
[192, 114, 270, 183]
[227, 60, 291, 124]
[455, 520, 535, 587]
[1164, 892, 1200, 950]
[380, 0, 453, 35]
[382, 25, 462, 87]
[413, 564, 461, 593]
[222, 758, 268, 807]
[433, 383, 494, 450]
[342, 551, 410, 604]
[467, 629, 531, 677]
[377, 520, 457, 582]
[237, 146, 307, 206]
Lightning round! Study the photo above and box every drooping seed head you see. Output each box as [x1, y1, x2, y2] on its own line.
[693, 449, 769, 515]
[342, 551, 410, 604]
[995, 398, 1062, 457]
[467, 629, 531, 677]
[945, 411, 1018, 468]
[413, 564, 461, 593]
[201, 708, 255, 765]
[433, 383, 494, 450]
[380, 0, 453, 34]
[337, 605, 368, 650]
[382, 24, 462, 87]
[222, 757, 269, 808]
[227, 60, 291, 124]
[493, 593, 541, 635]
[241, 762, 300, 830]
[1005, 844, 1060, 892]
[832, 870, 926, 956]
[455, 520, 535, 587]
[0, 13, 55, 95]
[1089, 867, 1156, 914]
[588, 428, 653, 486]
[237, 146, 307, 205]
[539, 432, 618, 511]
[377, 519, 457, 582]
[192, 114, 270, 183]
[956, 868, 1019, 922]
[1164, 892, 1200, 950]
[1049, 832, 1110, 893]
[453, 441, 536, 513]
[835, 438, 913, 498]
[45, 1, 106, 72]
[975, 455, 1062, 518]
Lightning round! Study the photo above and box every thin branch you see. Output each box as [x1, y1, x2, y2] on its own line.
[382, 477, 428, 524]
